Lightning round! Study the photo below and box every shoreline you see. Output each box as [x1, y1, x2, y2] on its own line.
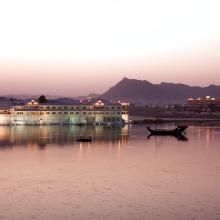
[130, 116, 220, 125]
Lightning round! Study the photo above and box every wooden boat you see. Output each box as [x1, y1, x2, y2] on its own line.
[76, 136, 92, 142]
[147, 126, 188, 136]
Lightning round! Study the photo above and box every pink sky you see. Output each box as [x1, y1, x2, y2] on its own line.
[0, 0, 220, 96]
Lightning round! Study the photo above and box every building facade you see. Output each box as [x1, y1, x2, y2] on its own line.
[0, 100, 129, 125]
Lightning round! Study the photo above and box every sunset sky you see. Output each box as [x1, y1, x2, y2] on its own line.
[0, 0, 220, 96]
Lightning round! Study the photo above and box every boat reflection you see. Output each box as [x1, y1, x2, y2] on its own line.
[147, 133, 188, 141]
[0, 125, 129, 149]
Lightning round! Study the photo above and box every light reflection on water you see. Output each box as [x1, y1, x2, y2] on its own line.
[0, 125, 129, 149]
[0, 124, 220, 220]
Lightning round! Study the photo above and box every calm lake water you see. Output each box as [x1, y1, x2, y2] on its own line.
[0, 124, 220, 220]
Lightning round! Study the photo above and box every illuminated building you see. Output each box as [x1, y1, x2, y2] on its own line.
[187, 96, 220, 106]
[0, 100, 129, 125]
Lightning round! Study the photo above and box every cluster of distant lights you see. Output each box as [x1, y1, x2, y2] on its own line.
[188, 96, 216, 101]
[26, 100, 39, 106]
[24, 98, 130, 108]
[94, 100, 129, 106]
[118, 101, 130, 106]
[74, 98, 130, 106]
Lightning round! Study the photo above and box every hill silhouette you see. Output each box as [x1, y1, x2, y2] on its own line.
[100, 77, 220, 104]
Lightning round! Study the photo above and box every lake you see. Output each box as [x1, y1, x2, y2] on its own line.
[0, 124, 220, 220]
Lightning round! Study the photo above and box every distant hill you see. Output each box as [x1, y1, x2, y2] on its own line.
[100, 77, 220, 104]
[0, 96, 25, 109]
[4, 94, 63, 100]
[3, 94, 100, 101]
[73, 93, 99, 100]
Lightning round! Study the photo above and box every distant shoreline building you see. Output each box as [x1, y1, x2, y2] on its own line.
[187, 96, 220, 106]
[0, 100, 129, 125]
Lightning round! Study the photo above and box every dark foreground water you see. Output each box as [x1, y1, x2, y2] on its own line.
[0, 125, 220, 220]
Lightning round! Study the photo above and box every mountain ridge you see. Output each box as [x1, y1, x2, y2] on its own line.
[100, 77, 220, 104]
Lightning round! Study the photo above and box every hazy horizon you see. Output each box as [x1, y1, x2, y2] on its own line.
[0, 0, 220, 96]
[2, 75, 220, 98]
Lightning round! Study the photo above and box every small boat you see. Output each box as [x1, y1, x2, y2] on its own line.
[147, 126, 188, 136]
[76, 136, 92, 142]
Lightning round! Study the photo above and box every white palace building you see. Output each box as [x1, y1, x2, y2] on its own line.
[0, 99, 129, 125]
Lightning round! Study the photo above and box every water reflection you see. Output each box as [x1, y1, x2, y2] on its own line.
[147, 134, 188, 141]
[188, 125, 220, 145]
[1, 125, 220, 220]
[1, 124, 220, 150]
[0, 125, 129, 149]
